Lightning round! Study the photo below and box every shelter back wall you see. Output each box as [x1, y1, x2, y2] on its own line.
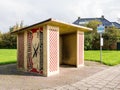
[61, 33, 77, 66]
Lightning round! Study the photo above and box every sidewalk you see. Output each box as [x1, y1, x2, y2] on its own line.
[44, 65, 120, 90]
[0, 61, 111, 90]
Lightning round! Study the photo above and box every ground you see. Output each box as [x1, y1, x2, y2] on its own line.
[0, 61, 120, 90]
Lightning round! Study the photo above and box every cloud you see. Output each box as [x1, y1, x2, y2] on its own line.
[0, 0, 120, 33]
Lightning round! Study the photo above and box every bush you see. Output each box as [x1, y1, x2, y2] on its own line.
[0, 32, 17, 49]
[85, 20, 120, 50]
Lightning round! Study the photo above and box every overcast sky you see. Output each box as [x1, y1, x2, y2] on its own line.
[0, 0, 120, 33]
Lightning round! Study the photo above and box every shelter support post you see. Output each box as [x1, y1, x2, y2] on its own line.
[43, 25, 59, 77]
[77, 31, 84, 67]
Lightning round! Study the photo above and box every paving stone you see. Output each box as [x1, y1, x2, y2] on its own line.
[97, 82, 106, 86]
[42, 89, 54, 90]
[93, 84, 104, 88]
[85, 81, 96, 85]
[114, 89, 120, 90]
[101, 87, 113, 90]
[62, 85, 77, 90]
[97, 83, 107, 86]
[76, 86, 88, 90]
[88, 87, 100, 90]
[104, 77, 114, 81]
[71, 81, 85, 86]
[107, 83, 118, 86]
[50, 86, 66, 90]
[0, 88, 9, 90]
[105, 84, 117, 88]
[82, 83, 93, 88]
[116, 84, 120, 89]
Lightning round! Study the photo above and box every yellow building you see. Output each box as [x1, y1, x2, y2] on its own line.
[12, 18, 92, 77]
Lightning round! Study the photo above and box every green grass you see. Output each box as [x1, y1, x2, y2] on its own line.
[85, 50, 120, 66]
[0, 49, 120, 66]
[0, 49, 17, 65]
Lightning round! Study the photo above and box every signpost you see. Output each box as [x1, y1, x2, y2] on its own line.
[97, 25, 105, 63]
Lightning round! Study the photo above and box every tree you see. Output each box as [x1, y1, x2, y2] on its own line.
[84, 20, 120, 50]
[0, 31, 2, 41]
[103, 27, 120, 50]
[0, 32, 17, 48]
[84, 20, 101, 50]
[10, 21, 25, 32]
[0, 21, 25, 49]
[0, 32, 2, 47]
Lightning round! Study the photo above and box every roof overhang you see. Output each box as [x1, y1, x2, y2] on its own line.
[11, 18, 92, 34]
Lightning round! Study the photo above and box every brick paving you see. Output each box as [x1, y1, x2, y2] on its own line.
[44, 65, 120, 90]
[0, 61, 120, 90]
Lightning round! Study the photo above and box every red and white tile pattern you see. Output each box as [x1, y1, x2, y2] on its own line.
[78, 32, 84, 66]
[18, 33, 24, 68]
[49, 29, 59, 72]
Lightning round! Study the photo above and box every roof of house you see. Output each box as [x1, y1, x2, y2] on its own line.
[11, 18, 92, 34]
[111, 22, 120, 28]
[73, 16, 120, 28]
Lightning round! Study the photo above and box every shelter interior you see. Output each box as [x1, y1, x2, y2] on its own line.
[60, 33, 77, 67]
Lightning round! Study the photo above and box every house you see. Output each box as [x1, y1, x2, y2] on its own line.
[73, 16, 120, 50]
[11, 18, 92, 77]
[73, 16, 120, 29]
[111, 22, 120, 29]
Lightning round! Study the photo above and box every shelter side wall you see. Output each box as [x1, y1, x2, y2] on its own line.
[77, 31, 84, 67]
[17, 32, 24, 69]
[24, 31, 28, 71]
[27, 27, 43, 75]
[47, 25, 59, 76]
[62, 33, 77, 66]
[43, 26, 48, 76]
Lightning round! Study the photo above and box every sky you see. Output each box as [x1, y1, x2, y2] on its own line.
[0, 0, 120, 33]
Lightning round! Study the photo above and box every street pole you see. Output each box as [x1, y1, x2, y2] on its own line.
[100, 33, 102, 63]
[97, 24, 104, 64]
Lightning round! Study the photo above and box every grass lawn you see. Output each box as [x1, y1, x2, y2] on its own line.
[0, 49, 120, 66]
[85, 50, 120, 66]
[0, 49, 17, 65]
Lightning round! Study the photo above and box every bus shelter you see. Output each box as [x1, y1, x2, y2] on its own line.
[12, 18, 92, 77]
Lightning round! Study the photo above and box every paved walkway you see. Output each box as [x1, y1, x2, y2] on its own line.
[0, 61, 120, 90]
[43, 65, 120, 90]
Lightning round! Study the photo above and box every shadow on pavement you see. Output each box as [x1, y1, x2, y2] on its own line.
[0, 63, 41, 76]
[0, 61, 109, 77]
